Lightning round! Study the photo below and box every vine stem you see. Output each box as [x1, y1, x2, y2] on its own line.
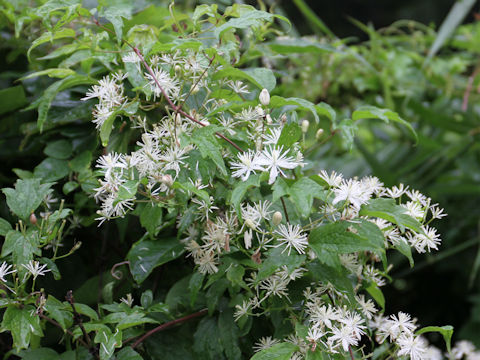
[66, 290, 96, 357]
[130, 308, 208, 349]
[349, 345, 355, 360]
[88, 15, 244, 153]
[39, 314, 90, 349]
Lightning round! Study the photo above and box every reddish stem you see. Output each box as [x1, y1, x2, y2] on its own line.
[131, 308, 208, 349]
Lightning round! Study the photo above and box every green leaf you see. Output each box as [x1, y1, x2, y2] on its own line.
[230, 174, 261, 216]
[173, 181, 210, 204]
[306, 261, 355, 301]
[189, 272, 205, 307]
[20, 68, 76, 81]
[288, 177, 325, 218]
[426, 0, 475, 61]
[34, 158, 70, 182]
[44, 140, 73, 160]
[116, 347, 143, 360]
[18, 348, 59, 360]
[250, 342, 298, 360]
[366, 282, 385, 310]
[242, 68, 276, 92]
[416, 325, 454, 353]
[116, 180, 139, 201]
[28, 28, 76, 60]
[352, 106, 417, 143]
[0, 85, 27, 115]
[218, 309, 241, 360]
[359, 198, 423, 233]
[277, 122, 302, 148]
[69, 151, 92, 172]
[309, 219, 385, 256]
[140, 203, 163, 237]
[44, 296, 73, 330]
[394, 239, 414, 268]
[2, 179, 52, 220]
[33, 75, 94, 131]
[0, 218, 12, 237]
[193, 317, 224, 358]
[267, 38, 336, 54]
[2, 231, 41, 275]
[257, 247, 306, 283]
[191, 126, 227, 176]
[101, 0, 134, 42]
[270, 96, 331, 123]
[127, 238, 185, 283]
[99, 109, 120, 147]
[213, 67, 275, 91]
[214, 9, 274, 38]
[70, 303, 99, 321]
[1, 306, 43, 350]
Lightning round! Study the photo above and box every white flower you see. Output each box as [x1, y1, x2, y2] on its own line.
[452, 340, 476, 359]
[227, 80, 249, 95]
[328, 324, 360, 352]
[253, 337, 280, 353]
[402, 201, 425, 219]
[424, 345, 443, 360]
[355, 294, 377, 320]
[259, 275, 289, 299]
[274, 224, 308, 255]
[318, 170, 343, 188]
[230, 150, 263, 181]
[309, 304, 339, 330]
[262, 127, 283, 145]
[22, 260, 51, 280]
[259, 88, 270, 106]
[333, 179, 372, 209]
[145, 67, 180, 99]
[384, 183, 408, 198]
[96, 152, 127, 179]
[234, 300, 251, 321]
[256, 146, 301, 185]
[397, 334, 428, 360]
[196, 250, 218, 274]
[407, 226, 441, 253]
[0, 262, 16, 282]
[361, 176, 384, 195]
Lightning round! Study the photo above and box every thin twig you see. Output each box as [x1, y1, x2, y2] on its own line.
[462, 67, 480, 111]
[66, 290, 95, 354]
[39, 314, 90, 348]
[349, 345, 355, 360]
[130, 308, 208, 349]
[280, 196, 290, 223]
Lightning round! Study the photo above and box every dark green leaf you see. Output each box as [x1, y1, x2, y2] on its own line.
[44, 140, 73, 160]
[2, 178, 52, 220]
[250, 342, 298, 360]
[34, 158, 70, 182]
[257, 247, 306, 283]
[230, 174, 261, 216]
[0, 85, 27, 115]
[277, 122, 302, 148]
[191, 126, 227, 176]
[140, 203, 163, 237]
[1, 306, 43, 350]
[0, 218, 12, 237]
[127, 238, 185, 283]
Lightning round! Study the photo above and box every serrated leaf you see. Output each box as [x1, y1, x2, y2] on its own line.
[2, 178, 52, 220]
[127, 238, 185, 283]
[191, 126, 227, 176]
[1, 306, 43, 350]
[2, 231, 41, 273]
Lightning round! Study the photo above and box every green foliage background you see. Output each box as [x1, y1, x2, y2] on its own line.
[0, 0, 479, 358]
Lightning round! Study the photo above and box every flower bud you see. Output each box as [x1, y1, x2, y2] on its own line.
[190, 84, 200, 94]
[280, 114, 287, 125]
[316, 128, 324, 139]
[259, 88, 270, 106]
[272, 211, 282, 226]
[174, 65, 182, 74]
[266, 114, 273, 124]
[256, 105, 265, 117]
[29, 213, 37, 226]
[245, 219, 256, 230]
[301, 120, 309, 133]
[160, 174, 174, 187]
